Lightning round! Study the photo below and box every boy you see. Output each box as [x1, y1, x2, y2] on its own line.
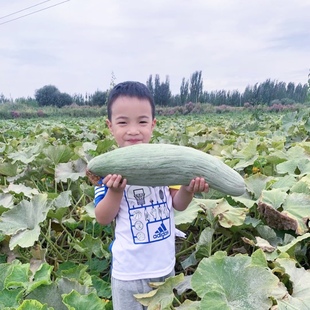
[94, 81, 209, 310]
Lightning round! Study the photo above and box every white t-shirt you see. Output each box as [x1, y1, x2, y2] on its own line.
[94, 184, 176, 281]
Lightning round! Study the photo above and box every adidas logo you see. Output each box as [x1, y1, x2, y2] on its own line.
[153, 223, 169, 239]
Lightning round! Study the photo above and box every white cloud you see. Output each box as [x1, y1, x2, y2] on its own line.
[1, 0, 309, 99]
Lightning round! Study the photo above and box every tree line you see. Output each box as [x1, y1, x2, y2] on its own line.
[1, 71, 309, 107]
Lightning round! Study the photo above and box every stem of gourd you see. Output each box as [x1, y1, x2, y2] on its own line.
[40, 229, 65, 262]
[176, 243, 196, 259]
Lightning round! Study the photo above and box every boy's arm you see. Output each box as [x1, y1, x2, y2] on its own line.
[94, 174, 127, 225]
[171, 177, 209, 211]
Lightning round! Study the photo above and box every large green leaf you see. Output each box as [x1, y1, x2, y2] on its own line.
[27, 278, 95, 310]
[55, 159, 87, 183]
[43, 145, 74, 165]
[233, 138, 259, 169]
[0, 162, 18, 176]
[16, 299, 53, 309]
[7, 144, 43, 164]
[275, 258, 310, 309]
[276, 158, 310, 176]
[62, 290, 106, 310]
[175, 299, 200, 309]
[27, 263, 53, 294]
[3, 183, 39, 198]
[0, 287, 24, 308]
[282, 193, 310, 235]
[212, 199, 247, 228]
[191, 251, 278, 310]
[290, 175, 310, 194]
[73, 233, 110, 259]
[0, 193, 14, 211]
[134, 273, 184, 310]
[245, 174, 273, 199]
[174, 198, 213, 225]
[0, 194, 50, 249]
[260, 189, 287, 210]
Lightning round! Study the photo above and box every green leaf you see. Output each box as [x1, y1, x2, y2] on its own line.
[0, 194, 50, 249]
[0, 162, 18, 176]
[174, 198, 206, 225]
[245, 174, 273, 199]
[48, 191, 72, 221]
[62, 290, 106, 310]
[43, 145, 73, 165]
[275, 258, 310, 309]
[73, 233, 110, 259]
[4, 183, 39, 198]
[277, 158, 310, 176]
[27, 263, 53, 293]
[271, 175, 297, 191]
[195, 227, 215, 258]
[260, 189, 287, 210]
[53, 190, 72, 208]
[282, 193, 310, 235]
[212, 199, 247, 228]
[251, 248, 268, 267]
[17, 299, 53, 310]
[233, 138, 259, 169]
[134, 273, 184, 310]
[175, 299, 200, 309]
[277, 233, 310, 254]
[0, 288, 24, 308]
[0, 193, 14, 211]
[291, 175, 310, 194]
[91, 275, 112, 299]
[58, 264, 92, 287]
[55, 159, 87, 183]
[27, 278, 95, 310]
[8, 144, 42, 164]
[191, 251, 278, 310]
[5, 262, 30, 289]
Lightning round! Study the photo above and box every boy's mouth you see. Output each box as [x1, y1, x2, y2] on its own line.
[127, 139, 141, 144]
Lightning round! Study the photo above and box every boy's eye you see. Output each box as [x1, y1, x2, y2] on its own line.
[117, 121, 126, 125]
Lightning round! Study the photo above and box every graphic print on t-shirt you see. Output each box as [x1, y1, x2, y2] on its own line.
[124, 186, 171, 244]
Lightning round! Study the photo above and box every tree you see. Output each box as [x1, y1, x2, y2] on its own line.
[0, 93, 8, 103]
[56, 92, 73, 108]
[307, 70, 310, 101]
[35, 85, 73, 107]
[35, 85, 61, 106]
[287, 82, 295, 99]
[153, 74, 171, 106]
[189, 71, 203, 103]
[146, 75, 154, 97]
[293, 83, 308, 103]
[180, 78, 189, 104]
[72, 93, 85, 106]
[90, 90, 107, 106]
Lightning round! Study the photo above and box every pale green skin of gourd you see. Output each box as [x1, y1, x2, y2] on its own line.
[87, 144, 246, 196]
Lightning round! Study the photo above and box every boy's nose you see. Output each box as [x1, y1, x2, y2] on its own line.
[127, 127, 140, 135]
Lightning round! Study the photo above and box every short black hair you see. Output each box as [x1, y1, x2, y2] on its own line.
[107, 81, 155, 120]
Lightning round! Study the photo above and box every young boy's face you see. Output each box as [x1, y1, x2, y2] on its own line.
[106, 95, 156, 147]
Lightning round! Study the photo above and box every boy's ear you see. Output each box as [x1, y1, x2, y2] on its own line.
[106, 119, 112, 129]
[152, 118, 157, 129]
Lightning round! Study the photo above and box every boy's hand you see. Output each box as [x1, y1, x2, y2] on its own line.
[183, 177, 209, 194]
[103, 174, 127, 192]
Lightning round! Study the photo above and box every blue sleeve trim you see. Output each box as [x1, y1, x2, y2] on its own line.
[94, 184, 108, 206]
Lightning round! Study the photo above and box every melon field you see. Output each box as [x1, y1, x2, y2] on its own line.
[0, 109, 310, 310]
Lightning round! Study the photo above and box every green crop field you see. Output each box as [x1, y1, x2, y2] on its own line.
[0, 109, 310, 309]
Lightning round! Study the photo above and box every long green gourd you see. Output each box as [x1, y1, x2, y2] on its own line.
[87, 143, 246, 196]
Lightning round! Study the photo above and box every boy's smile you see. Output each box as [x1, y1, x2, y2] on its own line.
[106, 95, 156, 147]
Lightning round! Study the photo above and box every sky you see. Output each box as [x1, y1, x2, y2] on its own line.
[1, 0, 310, 99]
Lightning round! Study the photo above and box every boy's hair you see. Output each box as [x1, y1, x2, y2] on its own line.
[107, 81, 155, 120]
